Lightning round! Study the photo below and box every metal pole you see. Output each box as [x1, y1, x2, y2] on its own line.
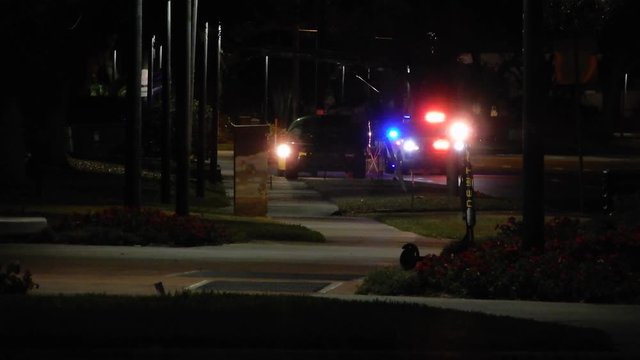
[196, 22, 208, 197]
[148, 35, 155, 107]
[341, 64, 346, 103]
[191, 0, 198, 95]
[264, 55, 269, 123]
[209, 21, 221, 183]
[125, 0, 142, 209]
[175, 0, 193, 216]
[314, 33, 318, 110]
[161, 0, 172, 203]
[462, 144, 475, 245]
[573, 37, 585, 213]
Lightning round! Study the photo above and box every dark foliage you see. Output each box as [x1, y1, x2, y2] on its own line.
[0, 262, 38, 295]
[40, 206, 234, 247]
[413, 217, 640, 303]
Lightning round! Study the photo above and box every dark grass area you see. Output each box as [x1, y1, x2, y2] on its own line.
[1, 157, 230, 209]
[0, 293, 614, 354]
[305, 178, 519, 214]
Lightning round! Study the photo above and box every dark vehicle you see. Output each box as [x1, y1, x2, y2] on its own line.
[275, 114, 368, 180]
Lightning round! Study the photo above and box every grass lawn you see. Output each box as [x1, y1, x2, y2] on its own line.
[305, 178, 521, 240]
[0, 293, 614, 356]
[372, 212, 520, 241]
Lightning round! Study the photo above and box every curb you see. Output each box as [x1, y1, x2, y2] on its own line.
[0, 217, 48, 236]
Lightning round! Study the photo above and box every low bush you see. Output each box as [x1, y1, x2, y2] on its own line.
[0, 262, 38, 295]
[360, 216, 640, 304]
[26, 206, 325, 246]
[356, 267, 421, 295]
[40, 207, 234, 247]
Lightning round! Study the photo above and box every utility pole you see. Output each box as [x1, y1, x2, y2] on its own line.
[125, 0, 142, 209]
[522, 0, 545, 250]
[161, 0, 172, 204]
[175, 0, 193, 216]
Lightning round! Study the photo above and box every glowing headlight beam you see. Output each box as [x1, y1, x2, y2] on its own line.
[276, 144, 292, 158]
[449, 121, 471, 143]
[402, 139, 419, 152]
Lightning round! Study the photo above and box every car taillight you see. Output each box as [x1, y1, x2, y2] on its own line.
[432, 139, 450, 151]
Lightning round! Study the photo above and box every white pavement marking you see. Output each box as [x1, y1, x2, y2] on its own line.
[185, 280, 212, 291]
[318, 282, 344, 294]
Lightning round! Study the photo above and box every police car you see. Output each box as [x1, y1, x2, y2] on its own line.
[376, 108, 472, 175]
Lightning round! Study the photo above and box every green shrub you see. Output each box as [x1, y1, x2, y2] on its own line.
[361, 216, 640, 304]
[46, 207, 232, 247]
[356, 267, 421, 295]
[0, 262, 38, 295]
[414, 217, 640, 303]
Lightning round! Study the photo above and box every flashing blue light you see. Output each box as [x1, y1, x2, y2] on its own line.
[387, 128, 400, 139]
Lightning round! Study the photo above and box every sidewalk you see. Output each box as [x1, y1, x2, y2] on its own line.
[259, 175, 640, 356]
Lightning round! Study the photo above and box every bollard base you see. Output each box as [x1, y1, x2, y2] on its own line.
[400, 243, 421, 270]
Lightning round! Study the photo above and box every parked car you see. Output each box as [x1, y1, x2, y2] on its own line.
[275, 114, 368, 180]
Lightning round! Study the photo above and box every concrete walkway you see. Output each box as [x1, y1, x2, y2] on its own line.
[225, 172, 640, 355]
[0, 216, 47, 236]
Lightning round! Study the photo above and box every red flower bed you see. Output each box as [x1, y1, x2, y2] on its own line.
[52, 207, 231, 247]
[415, 217, 640, 303]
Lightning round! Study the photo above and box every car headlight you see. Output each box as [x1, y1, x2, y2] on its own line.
[402, 139, 419, 152]
[276, 144, 292, 158]
[449, 121, 471, 143]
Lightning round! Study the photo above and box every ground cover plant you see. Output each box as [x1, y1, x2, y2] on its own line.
[358, 216, 640, 304]
[0, 293, 613, 355]
[20, 206, 324, 246]
[0, 262, 38, 295]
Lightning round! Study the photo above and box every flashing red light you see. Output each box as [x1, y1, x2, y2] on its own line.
[425, 111, 446, 123]
[432, 138, 450, 151]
